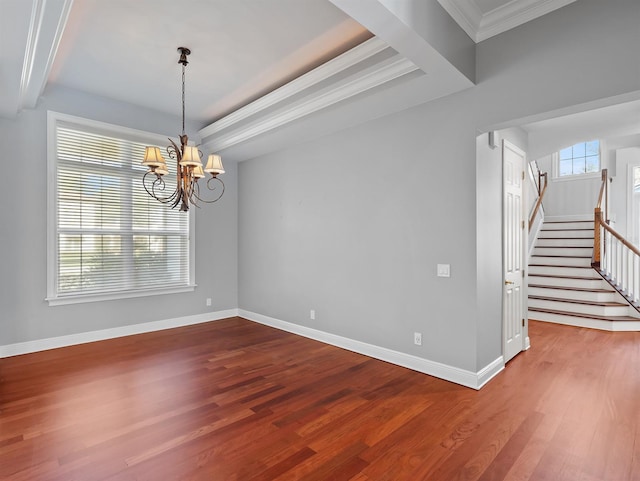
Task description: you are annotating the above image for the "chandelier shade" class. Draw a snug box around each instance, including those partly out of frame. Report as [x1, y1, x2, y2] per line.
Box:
[142, 146, 165, 167]
[142, 47, 224, 211]
[205, 154, 225, 175]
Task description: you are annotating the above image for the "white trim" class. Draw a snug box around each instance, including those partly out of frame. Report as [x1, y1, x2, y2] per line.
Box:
[0, 309, 239, 358]
[199, 37, 389, 139]
[529, 312, 640, 331]
[476, 355, 505, 389]
[437, 0, 576, 43]
[47, 111, 195, 305]
[544, 214, 592, 222]
[626, 160, 640, 246]
[478, 0, 577, 42]
[502, 140, 529, 361]
[2, 308, 508, 388]
[437, 0, 483, 42]
[239, 309, 503, 390]
[552, 172, 601, 182]
[46, 284, 197, 306]
[201, 54, 418, 151]
[19, 0, 74, 110]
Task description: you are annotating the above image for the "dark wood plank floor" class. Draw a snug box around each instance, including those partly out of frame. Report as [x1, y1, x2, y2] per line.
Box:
[1, 318, 639, 480]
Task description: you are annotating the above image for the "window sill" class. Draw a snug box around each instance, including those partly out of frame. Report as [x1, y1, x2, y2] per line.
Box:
[552, 172, 601, 182]
[46, 284, 197, 306]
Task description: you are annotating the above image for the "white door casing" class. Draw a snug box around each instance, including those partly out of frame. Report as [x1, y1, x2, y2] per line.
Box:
[503, 140, 526, 363]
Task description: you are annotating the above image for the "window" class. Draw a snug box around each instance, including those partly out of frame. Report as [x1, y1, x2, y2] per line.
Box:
[558, 140, 600, 177]
[47, 112, 194, 305]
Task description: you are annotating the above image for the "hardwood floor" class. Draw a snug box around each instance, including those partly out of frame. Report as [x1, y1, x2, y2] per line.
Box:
[1, 318, 639, 480]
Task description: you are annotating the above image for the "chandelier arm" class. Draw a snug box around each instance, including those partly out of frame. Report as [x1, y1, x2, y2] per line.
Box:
[191, 177, 225, 204]
[144, 172, 179, 205]
[143, 171, 171, 203]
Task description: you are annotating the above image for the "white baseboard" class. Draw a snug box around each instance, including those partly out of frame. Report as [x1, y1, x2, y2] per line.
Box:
[476, 355, 505, 389]
[239, 309, 504, 390]
[529, 312, 640, 332]
[2, 308, 507, 390]
[0, 309, 239, 358]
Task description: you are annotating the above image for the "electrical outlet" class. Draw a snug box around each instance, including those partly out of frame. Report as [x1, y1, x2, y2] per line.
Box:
[310, 309, 316, 320]
[437, 264, 451, 277]
[206, 298, 212, 307]
[414, 332, 422, 346]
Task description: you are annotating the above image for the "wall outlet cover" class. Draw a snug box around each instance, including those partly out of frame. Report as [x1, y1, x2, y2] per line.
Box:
[437, 264, 451, 277]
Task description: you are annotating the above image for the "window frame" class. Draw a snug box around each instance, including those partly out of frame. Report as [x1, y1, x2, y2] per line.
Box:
[46, 111, 196, 306]
[552, 140, 603, 182]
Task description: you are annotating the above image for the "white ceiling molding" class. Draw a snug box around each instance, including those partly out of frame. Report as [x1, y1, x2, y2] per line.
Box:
[200, 39, 418, 151]
[331, 0, 475, 83]
[19, 0, 74, 110]
[478, 0, 577, 42]
[438, 0, 577, 43]
[199, 37, 389, 140]
[436, 0, 483, 42]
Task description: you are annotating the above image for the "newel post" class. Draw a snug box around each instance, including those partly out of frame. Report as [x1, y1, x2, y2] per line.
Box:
[593, 208, 602, 268]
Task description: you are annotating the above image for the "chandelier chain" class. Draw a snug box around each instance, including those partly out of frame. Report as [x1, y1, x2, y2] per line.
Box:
[181, 64, 186, 136]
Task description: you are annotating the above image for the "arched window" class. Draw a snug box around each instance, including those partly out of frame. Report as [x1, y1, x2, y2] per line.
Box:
[558, 140, 600, 177]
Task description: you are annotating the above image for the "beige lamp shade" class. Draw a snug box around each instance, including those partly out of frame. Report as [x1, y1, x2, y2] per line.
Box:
[142, 146, 165, 167]
[155, 163, 169, 176]
[193, 164, 205, 179]
[180, 146, 202, 167]
[205, 154, 225, 175]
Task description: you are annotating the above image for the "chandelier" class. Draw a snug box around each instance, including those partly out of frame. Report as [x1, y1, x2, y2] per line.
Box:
[142, 47, 224, 211]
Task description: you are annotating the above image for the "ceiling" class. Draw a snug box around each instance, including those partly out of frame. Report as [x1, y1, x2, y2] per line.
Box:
[49, 0, 372, 124]
[1, 0, 605, 161]
[521, 99, 640, 160]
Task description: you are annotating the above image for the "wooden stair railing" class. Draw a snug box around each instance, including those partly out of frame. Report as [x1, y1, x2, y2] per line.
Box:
[592, 169, 640, 312]
[528, 171, 548, 231]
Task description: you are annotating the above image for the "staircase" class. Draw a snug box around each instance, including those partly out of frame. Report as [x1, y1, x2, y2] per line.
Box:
[528, 216, 640, 331]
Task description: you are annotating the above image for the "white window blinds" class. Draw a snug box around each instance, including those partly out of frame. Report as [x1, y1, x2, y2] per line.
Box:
[48, 114, 192, 304]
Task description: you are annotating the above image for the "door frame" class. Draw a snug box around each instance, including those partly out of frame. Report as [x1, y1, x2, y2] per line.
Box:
[502, 139, 529, 363]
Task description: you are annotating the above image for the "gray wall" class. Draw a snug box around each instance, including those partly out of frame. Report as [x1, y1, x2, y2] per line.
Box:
[239, 0, 640, 372]
[610, 147, 640, 241]
[536, 153, 602, 218]
[0, 86, 238, 346]
[2, 0, 637, 372]
[476, 127, 528, 371]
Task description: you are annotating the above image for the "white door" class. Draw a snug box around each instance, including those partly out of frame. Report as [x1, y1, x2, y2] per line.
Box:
[503, 140, 526, 363]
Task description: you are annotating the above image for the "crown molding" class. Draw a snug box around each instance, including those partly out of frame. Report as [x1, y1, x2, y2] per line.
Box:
[438, 0, 577, 43]
[200, 41, 418, 152]
[477, 0, 576, 42]
[437, 0, 483, 42]
[200, 37, 388, 139]
[19, 0, 74, 110]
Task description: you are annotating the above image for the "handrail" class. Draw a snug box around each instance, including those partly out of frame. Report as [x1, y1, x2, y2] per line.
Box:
[593, 169, 609, 267]
[592, 168, 640, 311]
[528, 171, 548, 231]
[596, 221, 640, 259]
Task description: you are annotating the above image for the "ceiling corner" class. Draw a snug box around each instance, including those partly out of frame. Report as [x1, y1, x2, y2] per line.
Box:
[437, 0, 483, 43]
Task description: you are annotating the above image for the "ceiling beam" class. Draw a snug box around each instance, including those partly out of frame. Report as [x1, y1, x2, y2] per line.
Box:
[329, 0, 475, 85]
[0, 0, 73, 118]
